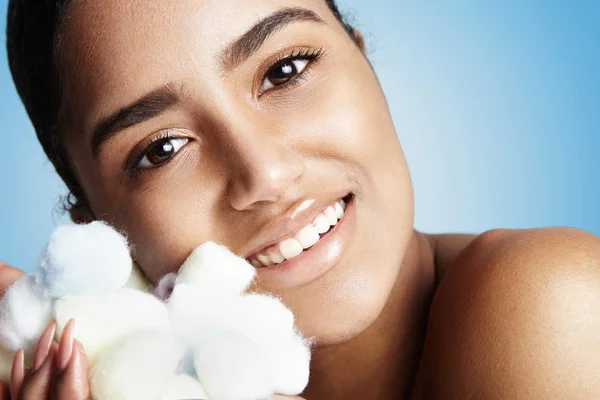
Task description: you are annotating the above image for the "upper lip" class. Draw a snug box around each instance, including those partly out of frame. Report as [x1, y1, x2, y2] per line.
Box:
[242, 192, 350, 258]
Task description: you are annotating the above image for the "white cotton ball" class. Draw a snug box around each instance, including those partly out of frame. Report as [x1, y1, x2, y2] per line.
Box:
[123, 263, 152, 292]
[193, 328, 272, 400]
[35, 221, 132, 298]
[234, 294, 295, 344]
[0, 275, 52, 355]
[169, 286, 294, 346]
[90, 330, 184, 400]
[0, 346, 13, 386]
[263, 333, 312, 396]
[160, 374, 208, 400]
[176, 242, 255, 297]
[54, 288, 170, 363]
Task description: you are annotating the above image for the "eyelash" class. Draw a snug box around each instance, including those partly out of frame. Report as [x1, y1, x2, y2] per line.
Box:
[125, 130, 185, 178]
[124, 48, 323, 179]
[259, 47, 324, 95]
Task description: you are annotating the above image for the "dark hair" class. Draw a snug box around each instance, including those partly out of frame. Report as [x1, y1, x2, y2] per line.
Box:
[6, 0, 357, 212]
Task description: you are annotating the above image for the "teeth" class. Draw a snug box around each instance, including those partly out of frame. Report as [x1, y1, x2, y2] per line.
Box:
[250, 197, 349, 267]
[296, 225, 320, 249]
[325, 206, 338, 226]
[279, 238, 304, 260]
[257, 254, 274, 267]
[269, 251, 285, 264]
[313, 214, 330, 234]
[334, 202, 344, 219]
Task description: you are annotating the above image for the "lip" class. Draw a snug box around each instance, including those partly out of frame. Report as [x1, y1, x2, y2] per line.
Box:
[253, 195, 355, 288]
[243, 193, 351, 259]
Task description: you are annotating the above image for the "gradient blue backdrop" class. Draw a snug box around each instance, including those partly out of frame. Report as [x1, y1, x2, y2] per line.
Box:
[1, 1, 599, 272]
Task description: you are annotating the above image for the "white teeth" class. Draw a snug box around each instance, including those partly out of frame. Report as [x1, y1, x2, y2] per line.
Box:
[279, 238, 303, 260]
[313, 214, 330, 234]
[325, 206, 338, 226]
[257, 254, 273, 267]
[296, 225, 320, 249]
[269, 251, 285, 264]
[251, 198, 349, 267]
[334, 202, 344, 219]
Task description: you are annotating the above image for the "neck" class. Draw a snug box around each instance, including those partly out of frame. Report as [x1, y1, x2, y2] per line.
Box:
[302, 231, 436, 400]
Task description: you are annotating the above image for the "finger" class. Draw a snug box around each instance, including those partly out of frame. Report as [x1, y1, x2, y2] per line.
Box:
[32, 322, 57, 371]
[53, 340, 90, 400]
[10, 349, 24, 400]
[0, 380, 9, 400]
[57, 319, 75, 371]
[0, 262, 23, 297]
[19, 346, 57, 400]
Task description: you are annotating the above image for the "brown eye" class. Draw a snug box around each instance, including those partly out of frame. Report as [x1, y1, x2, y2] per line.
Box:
[138, 138, 189, 169]
[261, 58, 310, 92]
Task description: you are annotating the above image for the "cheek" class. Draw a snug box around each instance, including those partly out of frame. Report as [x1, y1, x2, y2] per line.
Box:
[112, 169, 228, 283]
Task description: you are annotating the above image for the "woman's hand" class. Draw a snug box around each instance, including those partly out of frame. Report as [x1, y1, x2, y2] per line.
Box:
[0, 261, 90, 400]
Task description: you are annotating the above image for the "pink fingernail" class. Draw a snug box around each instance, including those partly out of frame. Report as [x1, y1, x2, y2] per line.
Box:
[32, 321, 56, 370]
[10, 349, 24, 400]
[58, 319, 75, 370]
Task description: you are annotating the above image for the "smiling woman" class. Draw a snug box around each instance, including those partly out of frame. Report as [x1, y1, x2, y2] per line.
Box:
[2, 0, 600, 399]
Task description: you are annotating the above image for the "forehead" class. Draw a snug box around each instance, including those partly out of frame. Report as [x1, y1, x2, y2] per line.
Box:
[57, 0, 334, 122]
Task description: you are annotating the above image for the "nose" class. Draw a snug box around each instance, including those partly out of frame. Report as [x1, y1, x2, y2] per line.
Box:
[226, 130, 305, 211]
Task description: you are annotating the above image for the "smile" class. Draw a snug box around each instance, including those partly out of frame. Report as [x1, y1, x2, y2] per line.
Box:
[248, 198, 347, 267]
[248, 195, 355, 288]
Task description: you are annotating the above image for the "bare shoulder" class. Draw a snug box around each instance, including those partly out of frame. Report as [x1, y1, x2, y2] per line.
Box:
[413, 228, 600, 399]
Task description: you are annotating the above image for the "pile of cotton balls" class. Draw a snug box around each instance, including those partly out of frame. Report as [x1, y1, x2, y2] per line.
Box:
[0, 222, 311, 400]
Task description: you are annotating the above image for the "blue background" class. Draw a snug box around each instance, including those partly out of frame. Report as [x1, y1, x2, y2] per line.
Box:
[1, 1, 599, 272]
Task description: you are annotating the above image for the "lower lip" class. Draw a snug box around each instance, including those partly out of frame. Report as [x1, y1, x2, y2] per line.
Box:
[254, 196, 356, 288]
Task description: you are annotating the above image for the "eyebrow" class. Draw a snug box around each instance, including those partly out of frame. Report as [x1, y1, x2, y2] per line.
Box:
[90, 8, 323, 156]
[91, 84, 180, 157]
[220, 7, 325, 71]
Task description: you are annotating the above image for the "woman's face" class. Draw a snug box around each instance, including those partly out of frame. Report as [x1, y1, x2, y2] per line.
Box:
[57, 0, 414, 345]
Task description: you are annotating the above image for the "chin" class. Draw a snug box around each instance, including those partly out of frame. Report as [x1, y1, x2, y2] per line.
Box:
[286, 247, 408, 347]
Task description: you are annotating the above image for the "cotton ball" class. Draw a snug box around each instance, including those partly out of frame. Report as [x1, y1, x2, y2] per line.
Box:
[35, 221, 132, 298]
[161, 374, 208, 400]
[0, 346, 13, 386]
[0, 275, 52, 355]
[169, 286, 294, 345]
[176, 242, 255, 297]
[54, 288, 170, 363]
[123, 263, 152, 292]
[263, 333, 312, 396]
[193, 328, 272, 400]
[90, 330, 184, 400]
[234, 294, 295, 344]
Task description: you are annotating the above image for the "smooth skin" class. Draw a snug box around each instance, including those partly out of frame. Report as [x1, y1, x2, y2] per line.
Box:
[2, 0, 600, 398]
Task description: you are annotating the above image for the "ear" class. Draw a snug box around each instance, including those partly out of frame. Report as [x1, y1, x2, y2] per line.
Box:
[69, 205, 94, 224]
[352, 29, 366, 54]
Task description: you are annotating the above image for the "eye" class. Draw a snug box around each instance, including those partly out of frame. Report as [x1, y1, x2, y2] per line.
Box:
[260, 58, 311, 93]
[137, 137, 189, 169]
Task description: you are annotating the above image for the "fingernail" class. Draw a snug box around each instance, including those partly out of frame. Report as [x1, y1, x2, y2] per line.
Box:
[32, 320, 56, 370]
[10, 349, 24, 400]
[58, 319, 75, 370]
